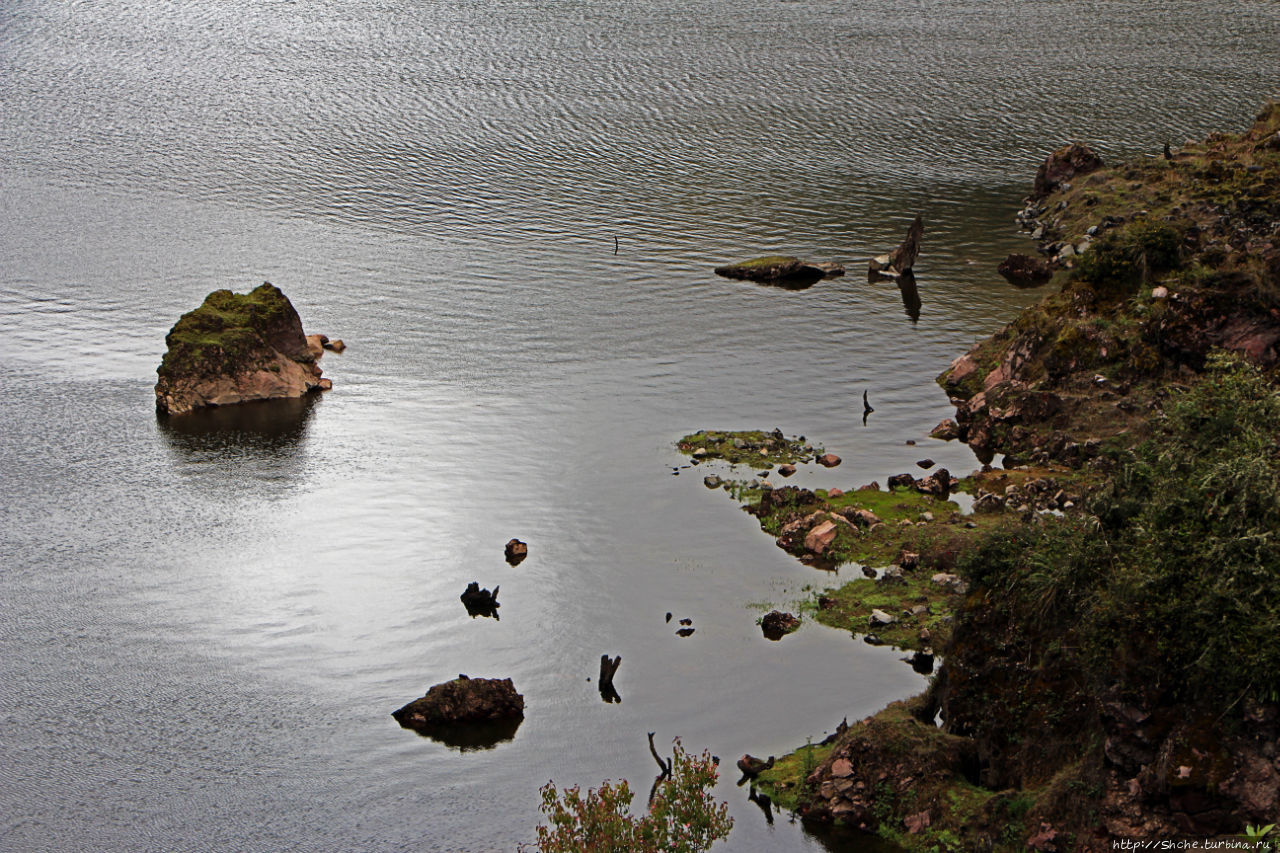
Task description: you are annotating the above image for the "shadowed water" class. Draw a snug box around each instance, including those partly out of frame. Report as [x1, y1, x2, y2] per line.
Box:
[2, 1, 1277, 850]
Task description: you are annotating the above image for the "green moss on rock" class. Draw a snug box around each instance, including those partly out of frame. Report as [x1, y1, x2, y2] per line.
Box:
[676, 429, 819, 468]
[158, 282, 311, 380]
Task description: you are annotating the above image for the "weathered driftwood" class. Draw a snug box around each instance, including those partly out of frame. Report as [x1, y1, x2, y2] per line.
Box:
[598, 654, 622, 703]
[869, 216, 924, 277]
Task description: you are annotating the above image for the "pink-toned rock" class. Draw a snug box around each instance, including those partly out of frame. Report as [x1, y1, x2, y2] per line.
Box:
[155, 283, 331, 415]
[948, 353, 979, 387]
[777, 463, 797, 477]
[804, 520, 838, 555]
[849, 508, 882, 527]
[930, 418, 960, 440]
[830, 758, 854, 777]
[827, 488, 844, 498]
[817, 453, 842, 468]
[982, 364, 1009, 391]
[305, 334, 325, 360]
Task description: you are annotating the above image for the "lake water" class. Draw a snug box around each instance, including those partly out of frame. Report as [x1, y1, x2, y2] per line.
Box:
[2, 2, 1276, 850]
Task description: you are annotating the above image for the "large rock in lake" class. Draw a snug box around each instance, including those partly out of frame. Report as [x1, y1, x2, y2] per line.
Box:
[392, 675, 525, 734]
[155, 282, 331, 415]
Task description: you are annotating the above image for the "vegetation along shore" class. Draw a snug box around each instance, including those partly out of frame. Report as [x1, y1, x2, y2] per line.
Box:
[707, 103, 1280, 851]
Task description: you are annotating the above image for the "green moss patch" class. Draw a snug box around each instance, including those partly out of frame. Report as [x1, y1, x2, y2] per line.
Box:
[158, 282, 307, 379]
[676, 429, 819, 468]
[810, 572, 956, 652]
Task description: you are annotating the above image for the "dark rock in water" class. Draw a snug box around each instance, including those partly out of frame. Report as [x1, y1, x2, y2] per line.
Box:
[737, 754, 776, 778]
[392, 675, 525, 736]
[504, 539, 528, 566]
[676, 627, 695, 637]
[998, 253, 1055, 287]
[461, 582, 500, 618]
[816, 453, 842, 468]
[916, 458, 935, 469]
[155, 282, 333, 415]
[678, 618, 693, 626]
[1032, 142, 1103, 199]
[887, 473, 916, 490]
[910, 650, 936, 674]
[703, 475, 724, 489]
[713, 256, 843, 288]
[777, 463, 797, 478]
[760, 610, 801, 641]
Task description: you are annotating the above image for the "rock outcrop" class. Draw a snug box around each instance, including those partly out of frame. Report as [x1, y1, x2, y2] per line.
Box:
[392, 675, 524, 734]
[1032, 142, 1103, 199]
[941, 103, 1280, 465]
[155, 282, 332, 415]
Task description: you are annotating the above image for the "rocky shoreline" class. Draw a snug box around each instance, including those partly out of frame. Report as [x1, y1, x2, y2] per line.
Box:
[738, 104, 1280, 852]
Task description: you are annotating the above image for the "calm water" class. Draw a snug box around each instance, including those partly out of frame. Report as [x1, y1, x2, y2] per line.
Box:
[2, 2, 1276, 850]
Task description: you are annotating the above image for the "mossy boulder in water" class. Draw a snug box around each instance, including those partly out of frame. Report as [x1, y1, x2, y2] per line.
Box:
[155, 282, 332, 415]
[392, 675, 525, 734]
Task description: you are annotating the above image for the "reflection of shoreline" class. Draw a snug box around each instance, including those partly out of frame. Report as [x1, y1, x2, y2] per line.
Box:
[156, 394, 319, 466]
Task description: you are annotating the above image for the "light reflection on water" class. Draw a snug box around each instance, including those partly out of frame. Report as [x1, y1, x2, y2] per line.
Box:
[1, 0, 1277, 850]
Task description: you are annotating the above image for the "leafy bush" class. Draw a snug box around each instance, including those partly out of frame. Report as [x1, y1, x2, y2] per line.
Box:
[525, 740, 733, 853]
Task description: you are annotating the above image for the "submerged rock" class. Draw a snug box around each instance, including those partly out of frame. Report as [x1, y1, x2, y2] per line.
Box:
[714, 256, 844, 287]
[392, 675, 525, 733]
[155, 282, 332, 415]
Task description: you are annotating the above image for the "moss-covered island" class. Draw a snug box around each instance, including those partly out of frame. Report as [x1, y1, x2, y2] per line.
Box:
[156, 282, 334, 415]
[735, 105, 1280, 851]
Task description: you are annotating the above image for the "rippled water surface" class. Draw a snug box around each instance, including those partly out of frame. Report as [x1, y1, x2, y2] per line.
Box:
[2, 2, 1277, 850]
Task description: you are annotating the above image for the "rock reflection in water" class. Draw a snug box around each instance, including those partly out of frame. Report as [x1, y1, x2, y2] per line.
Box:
[406, 718, 524, 752]
[156, 394, 319, 457]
